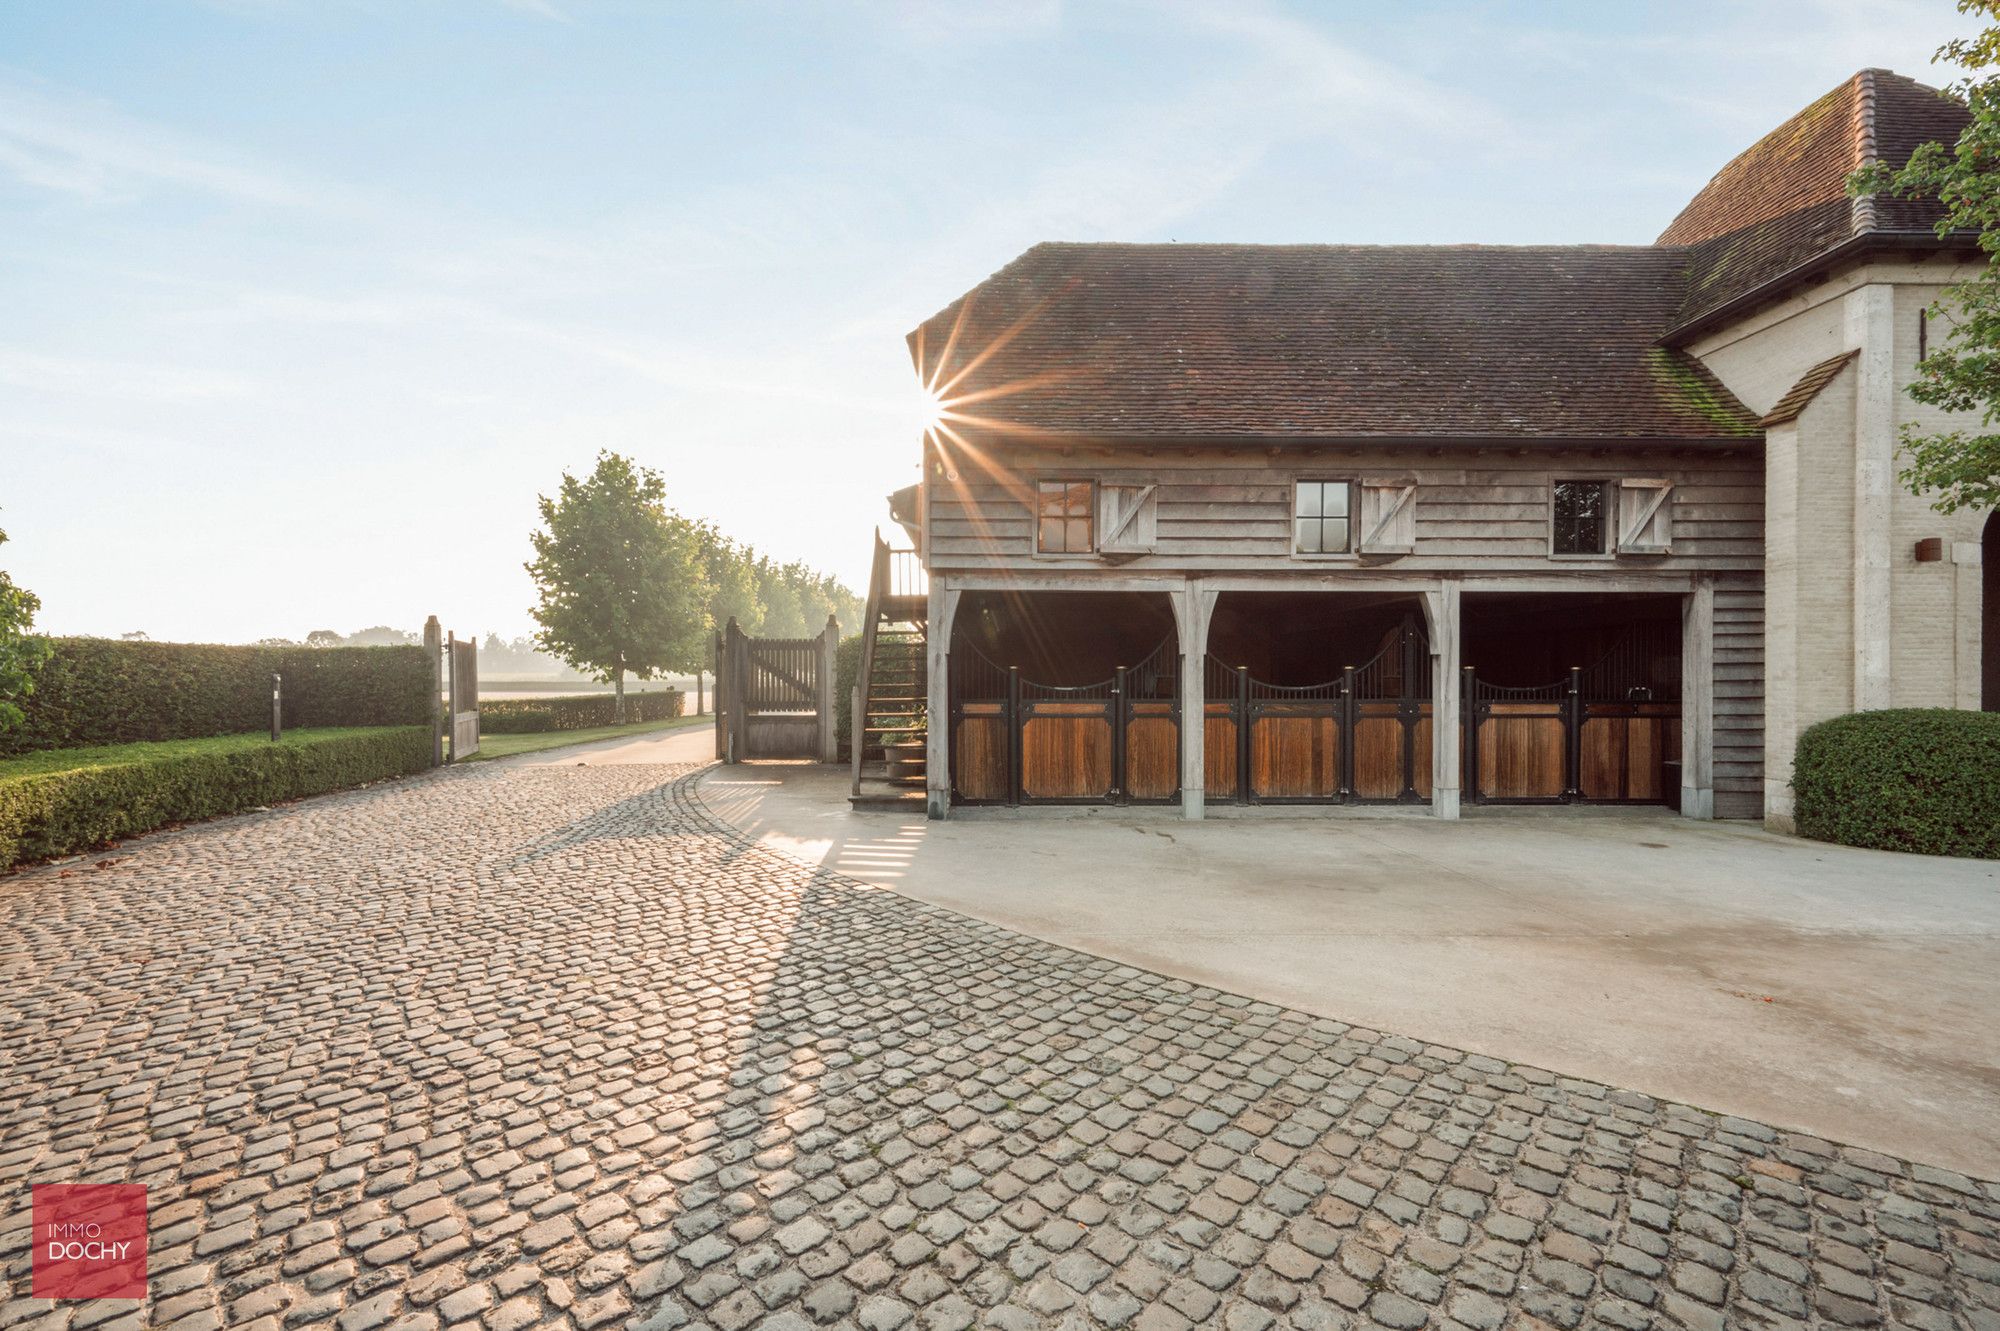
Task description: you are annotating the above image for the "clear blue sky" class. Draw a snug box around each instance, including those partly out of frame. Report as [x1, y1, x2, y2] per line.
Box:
[1, 0, 1980, 643]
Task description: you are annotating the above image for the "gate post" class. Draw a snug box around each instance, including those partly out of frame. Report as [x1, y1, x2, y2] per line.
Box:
[1462, 666, 1478, 806]
[1175, 580, 1216, 821]
[1112, 666, 1128, 803]
[424, 615, 444, 768]
[712, 629, 724, 759]
[818, 614, 839, 762]
[1564, 665, 1584, 802]
[1338, 666, 1357, 800]
[724, 618, 745, 764]
[1006, 665, 1022, 807]
[1236, 665, 1251, 804]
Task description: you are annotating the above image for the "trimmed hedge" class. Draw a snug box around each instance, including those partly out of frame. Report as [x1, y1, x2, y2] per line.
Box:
[2, 638, 433, 756]
[479, 690, 684, 734]
[1794, 709, 2000, 859]
[0, 726, 432, 868]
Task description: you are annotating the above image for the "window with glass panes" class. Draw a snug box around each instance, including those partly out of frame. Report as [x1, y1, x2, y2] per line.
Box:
[1552, 479, 1611, 555]
[1036, 480, 1094, 553]
[1293, 480, 1352, 554]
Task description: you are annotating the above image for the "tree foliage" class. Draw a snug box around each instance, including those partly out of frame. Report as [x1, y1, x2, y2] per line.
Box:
[1851, 0, 2000, 512]
[0, 527, 50, 732]
[526, 452, 711, 720]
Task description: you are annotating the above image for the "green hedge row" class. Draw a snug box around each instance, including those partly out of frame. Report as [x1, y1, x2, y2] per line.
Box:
[3, 638, 434, 756]
[1794, 709, 2000, 859]
[479, 690, 685, 734]
[0, 727, 432, 869]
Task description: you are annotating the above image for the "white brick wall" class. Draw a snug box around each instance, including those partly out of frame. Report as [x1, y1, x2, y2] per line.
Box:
[1689, 259, 1990, 830]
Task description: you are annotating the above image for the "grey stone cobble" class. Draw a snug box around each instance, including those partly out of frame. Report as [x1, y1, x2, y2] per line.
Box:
[1, 761, 1998, 1330]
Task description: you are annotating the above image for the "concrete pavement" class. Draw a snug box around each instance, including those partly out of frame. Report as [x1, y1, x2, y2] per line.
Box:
[688, 755, 2000, 1180]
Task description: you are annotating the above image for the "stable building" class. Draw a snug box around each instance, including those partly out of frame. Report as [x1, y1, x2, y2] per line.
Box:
[847, 69, 1997, 828]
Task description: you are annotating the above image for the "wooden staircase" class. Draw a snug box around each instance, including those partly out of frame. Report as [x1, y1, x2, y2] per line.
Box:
[850, 532, 929, 810]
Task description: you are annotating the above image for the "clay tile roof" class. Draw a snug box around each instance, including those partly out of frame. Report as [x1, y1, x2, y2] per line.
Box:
[910, 243, 1760, 442]
[1760, 350, 1860, 426]
[1660, 70, 1969, 332]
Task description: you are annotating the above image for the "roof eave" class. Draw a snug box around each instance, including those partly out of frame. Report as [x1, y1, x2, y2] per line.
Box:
[934, 429, 1762, 449]
[1661, 231, 1978, 346]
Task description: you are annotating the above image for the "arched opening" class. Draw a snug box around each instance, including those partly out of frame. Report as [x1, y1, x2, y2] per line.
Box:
[1984, 511, 1999, 711]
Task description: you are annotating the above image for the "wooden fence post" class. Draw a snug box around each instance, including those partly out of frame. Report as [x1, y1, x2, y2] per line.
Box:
[424, 615, 443, 767]
[818, 615, 839, 762]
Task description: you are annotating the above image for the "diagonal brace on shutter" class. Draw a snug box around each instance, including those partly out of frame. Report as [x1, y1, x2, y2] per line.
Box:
[1618, 480, 1673, 552]
[1102, 484, 1157, 546]
[1360, 483, 1415, 552]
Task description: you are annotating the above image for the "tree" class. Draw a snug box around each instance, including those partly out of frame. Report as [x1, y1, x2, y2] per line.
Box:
[0, 527, 50, 731]
[121, 630, 149, 641]
[1851, 2, 2000, 512]
[305, 629, 342, 648]
[526, 451, 711, 721]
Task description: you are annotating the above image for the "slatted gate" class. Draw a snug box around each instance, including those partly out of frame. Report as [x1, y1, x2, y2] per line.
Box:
[448, 632, 479, 760]
[949, 639, 1180, 805]
[717, 617, 839, 761]
[1204, 617, 1432, 805]
[1465, 623, 1681, 805]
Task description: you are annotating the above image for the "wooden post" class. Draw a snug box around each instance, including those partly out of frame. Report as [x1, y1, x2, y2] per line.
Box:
[695, 669, 703, 718]
[1175, 579, 1216, 821]
[1462, 665, 1478, 807]
[712, 630, 724, 759]
[447, 630, 458, 763]
[924, 580, 958, 819]
[818, 614, 839, 763]
[1681, 577, 1716, 819]
[724, 618, 744, 763]
[424, 615, 443, 767]
[270, 672, 283, 742]
[1425, 582, 1462, 819]
[1005, 665, 1021, 808]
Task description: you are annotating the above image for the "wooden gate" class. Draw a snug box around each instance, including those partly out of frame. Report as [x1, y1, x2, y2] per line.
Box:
[949, 639, 1179, 805]
[1206, 617, 1431, 805]
[1465, 624, 1680, 804]
[448, 631, 479, 760]
[716, 617, 840, 761]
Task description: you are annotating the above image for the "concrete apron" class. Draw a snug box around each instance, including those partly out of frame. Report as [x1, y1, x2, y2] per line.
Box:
[697, 759, 2000, 1181]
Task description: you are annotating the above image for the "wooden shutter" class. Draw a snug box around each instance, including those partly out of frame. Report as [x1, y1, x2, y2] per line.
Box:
[1098, 484, 1159, 561]
[1356, 480, 1417, 556]
[1617, 479, 1673, 554]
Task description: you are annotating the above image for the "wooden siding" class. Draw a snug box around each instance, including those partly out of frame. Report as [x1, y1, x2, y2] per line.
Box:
[1713, 574, 1765, 819]
[927, 444, 1764, 575]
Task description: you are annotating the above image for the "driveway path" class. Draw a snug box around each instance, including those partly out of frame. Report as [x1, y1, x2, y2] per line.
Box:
[2, 761, 1997, 1331]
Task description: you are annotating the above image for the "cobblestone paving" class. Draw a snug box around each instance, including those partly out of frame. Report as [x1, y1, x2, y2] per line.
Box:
[3, 763, 1999, 1331]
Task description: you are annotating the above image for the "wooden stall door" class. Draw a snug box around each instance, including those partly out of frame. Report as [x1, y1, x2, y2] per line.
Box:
[1477, 704, 1565, 800]
[1204, 702, 1238, 801]
[1250, 704, 1338, 799]
[953, 703, 1009, 802]
[1125, 701, 1178, 801]
[1579, 706, 1680, 802]
[1021, 702, 1114, 800]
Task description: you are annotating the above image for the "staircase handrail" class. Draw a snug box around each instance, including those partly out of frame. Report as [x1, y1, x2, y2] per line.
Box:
[850, 529, 890, 797]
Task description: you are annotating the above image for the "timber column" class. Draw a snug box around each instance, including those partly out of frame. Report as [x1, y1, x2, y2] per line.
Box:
[1681, 576, 1716, 819]
[1176, 579, 1218, 820]
[924, 578, 959, 820]
[1424, 581, 1461, 819]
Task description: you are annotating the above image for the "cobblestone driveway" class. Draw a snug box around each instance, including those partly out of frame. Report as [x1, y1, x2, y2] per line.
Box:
[3, 763, 1997, 1331]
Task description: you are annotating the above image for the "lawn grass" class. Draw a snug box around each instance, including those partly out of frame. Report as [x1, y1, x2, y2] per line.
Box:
[0, 727, 408, 778]
[468, 714, 708, 760]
